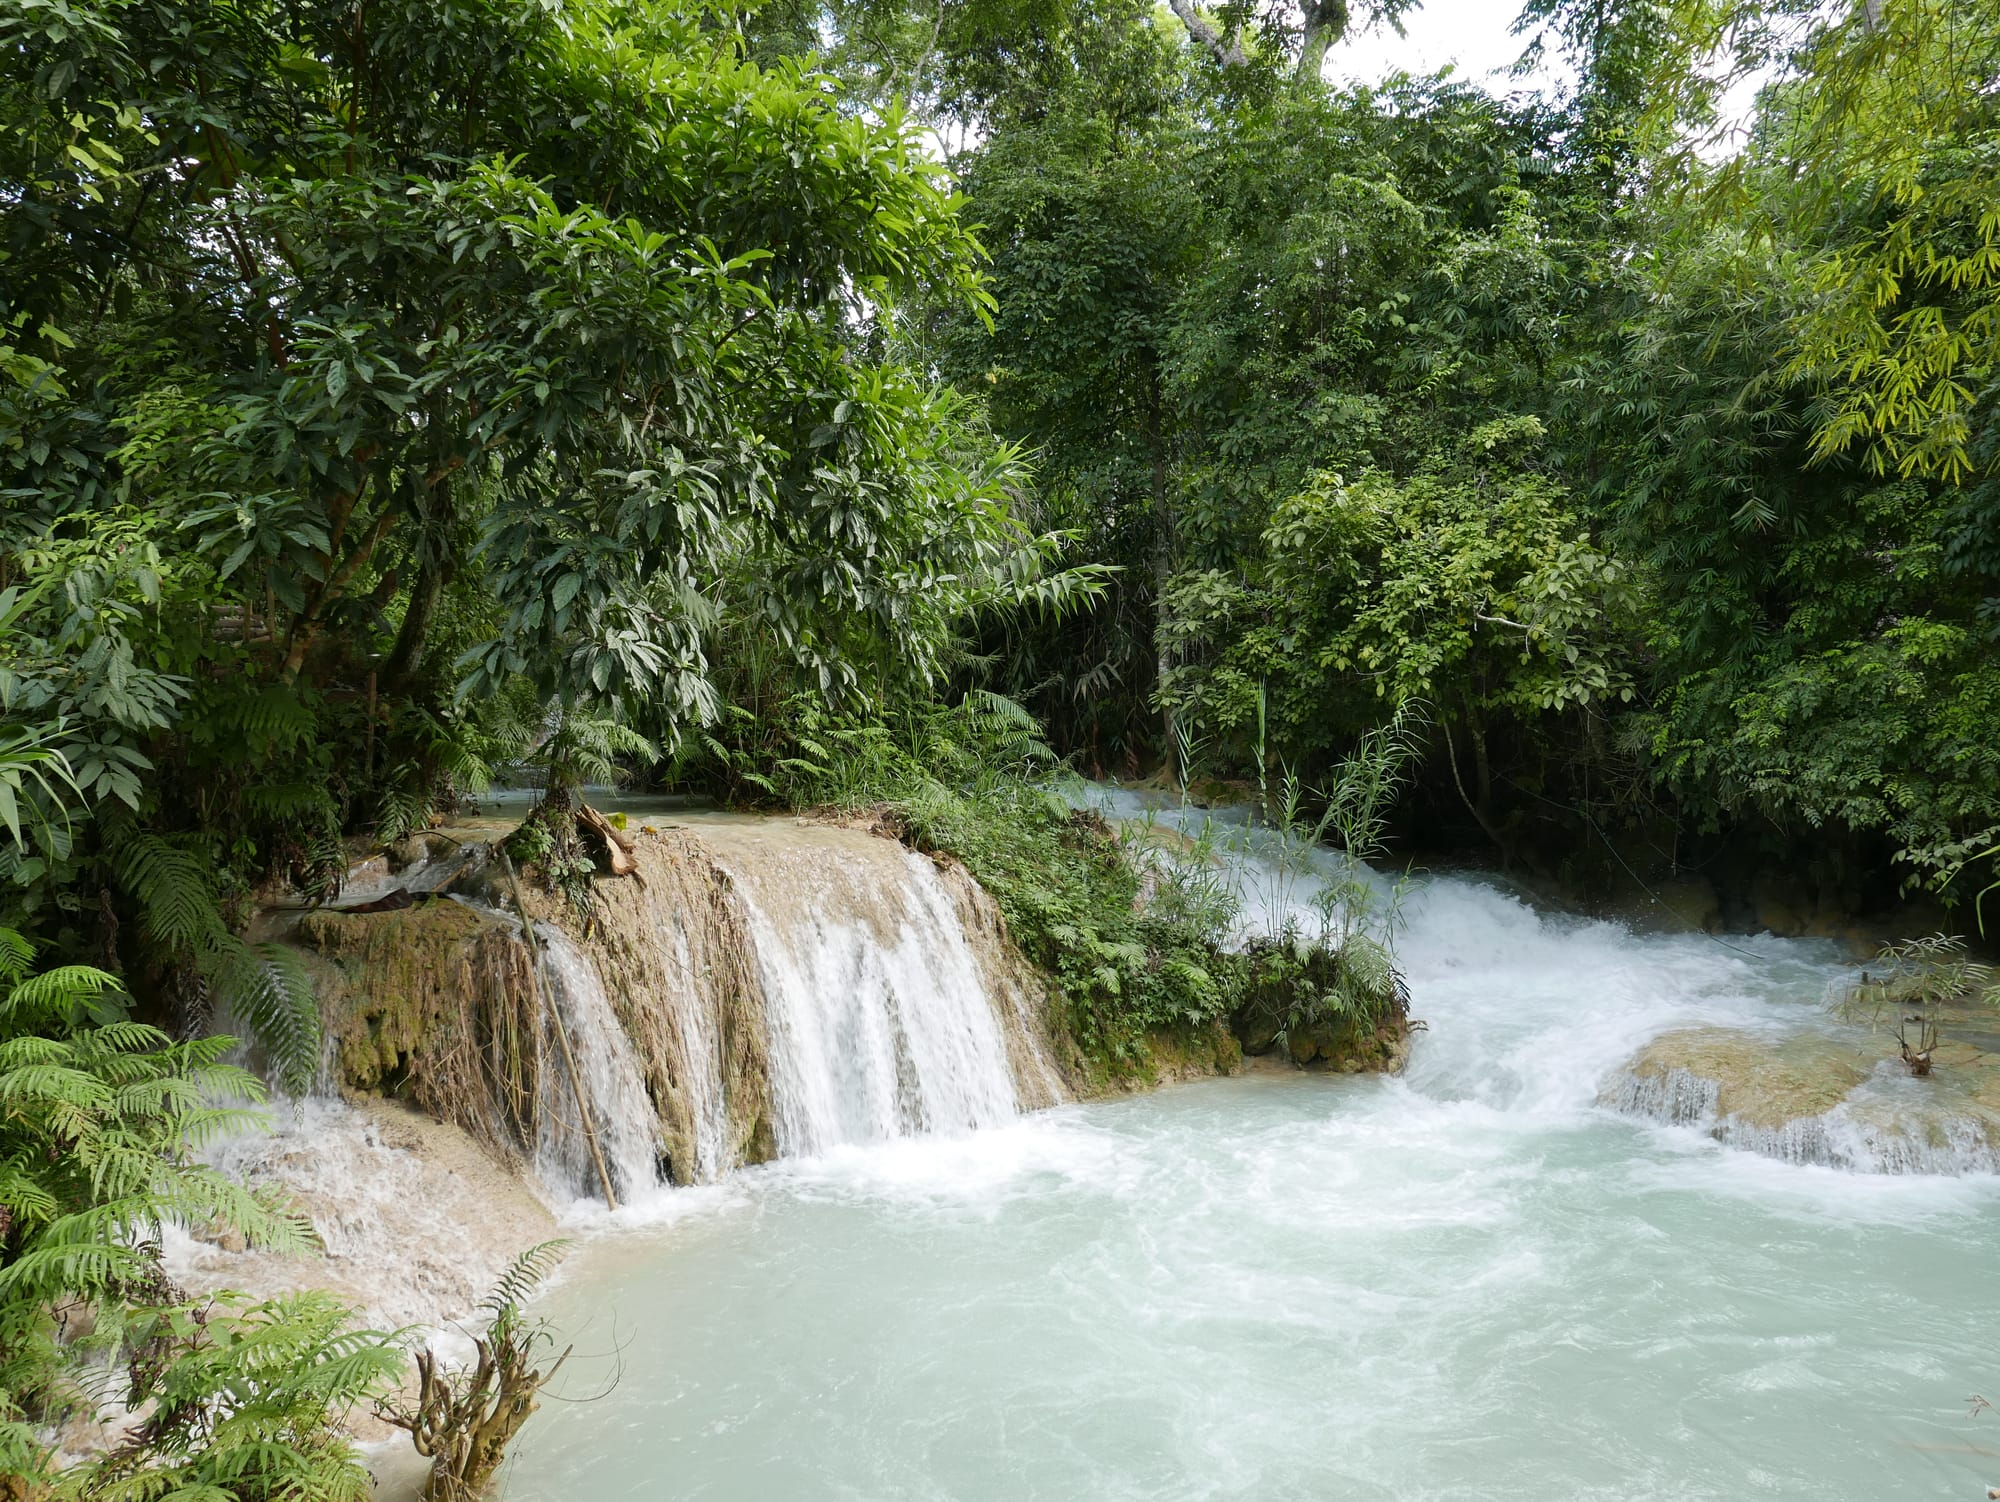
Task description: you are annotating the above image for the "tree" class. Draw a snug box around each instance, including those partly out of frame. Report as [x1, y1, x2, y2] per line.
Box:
[1, 0, 1066, 986]
[1162, 419, 1640, 850]
[1623, 0, 2000, 482]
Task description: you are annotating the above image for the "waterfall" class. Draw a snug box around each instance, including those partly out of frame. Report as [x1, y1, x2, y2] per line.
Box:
[533, 924, 663, 1203]
[714, 830, 1026, 1157]
[539, 819, 1061, 1189]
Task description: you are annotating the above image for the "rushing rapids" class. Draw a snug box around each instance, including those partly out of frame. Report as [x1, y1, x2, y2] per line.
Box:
[489, 794, 2000, 1501]
[168, 798, 2000, 1497]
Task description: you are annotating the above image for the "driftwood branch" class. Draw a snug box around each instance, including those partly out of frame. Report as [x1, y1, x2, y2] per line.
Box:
[577, 803, 638, 878]
[379, 1330, 572, 1500]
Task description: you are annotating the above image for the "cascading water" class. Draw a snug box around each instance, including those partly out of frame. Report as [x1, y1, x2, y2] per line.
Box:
[501, 790, 2000, 1501]
[531, 923, 663, 1204]
[699, 823, 1032, 1158]
[515, 818, 1062, 1195]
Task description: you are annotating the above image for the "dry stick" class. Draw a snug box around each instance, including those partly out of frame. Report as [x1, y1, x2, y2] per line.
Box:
[502, 851, 618, 1211]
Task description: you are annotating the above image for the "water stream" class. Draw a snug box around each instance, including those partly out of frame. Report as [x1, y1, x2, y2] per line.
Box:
[708, 823, 1028, 1157]
[493, 799, 2000, 1499]
[534, 923, 665, 1204]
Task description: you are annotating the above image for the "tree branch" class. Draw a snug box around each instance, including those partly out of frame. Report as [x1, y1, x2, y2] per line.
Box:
[1166, 0, 1247, 67]
[1295, 0, 1351, 85]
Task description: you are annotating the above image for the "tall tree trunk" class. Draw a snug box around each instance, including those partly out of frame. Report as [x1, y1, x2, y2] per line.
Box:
[385, 553, 448, 690]
[1294, 0, 1351, 86]
[1444, 701, 1511, 868]
[1147, 365, 1177, 784]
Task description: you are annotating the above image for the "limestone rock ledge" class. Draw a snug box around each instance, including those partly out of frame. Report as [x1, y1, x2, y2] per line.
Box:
[1603, 1025, 2000, 1174]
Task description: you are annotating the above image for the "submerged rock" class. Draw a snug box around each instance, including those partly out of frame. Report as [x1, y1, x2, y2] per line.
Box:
[1604, 1025, 2000, 1174]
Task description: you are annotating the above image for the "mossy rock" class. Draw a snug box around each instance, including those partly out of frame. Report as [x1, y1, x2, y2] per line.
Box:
[294, 901, 540, 1158]
[1229, 935, 1410, 1075]
[1622, 1028, 1871, 1129]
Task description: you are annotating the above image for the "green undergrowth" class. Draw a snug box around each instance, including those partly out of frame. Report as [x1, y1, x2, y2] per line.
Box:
[899, 781, 1242, 1082]
[673, 690, 1406, 1081]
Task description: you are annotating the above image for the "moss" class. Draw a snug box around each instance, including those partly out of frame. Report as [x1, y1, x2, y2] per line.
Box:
[294, 901, 541, 1160]
[1624, 1028, 1870, 1129]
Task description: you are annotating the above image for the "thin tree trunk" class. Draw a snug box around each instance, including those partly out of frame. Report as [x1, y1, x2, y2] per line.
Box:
[1146, 365, 1177, 784]
[385, 553, 447, 689]
[1443, 711, 1511, 868]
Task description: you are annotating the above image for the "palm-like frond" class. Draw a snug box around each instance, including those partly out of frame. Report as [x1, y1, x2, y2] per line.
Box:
[107, 832, 322, 1092]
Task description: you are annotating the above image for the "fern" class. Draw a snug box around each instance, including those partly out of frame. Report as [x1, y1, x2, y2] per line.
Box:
[542, 710, 658, 791]
[482, 1238, 572, 1321]
[55, 1293, 402, 1502]
[0, 935, 387, 1497]
[215, 942, 323, 1096]
[108, 830, 323, 1092]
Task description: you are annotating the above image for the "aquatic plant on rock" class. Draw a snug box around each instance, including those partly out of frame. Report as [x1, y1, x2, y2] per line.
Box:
[1232, 932, 1411, 1073]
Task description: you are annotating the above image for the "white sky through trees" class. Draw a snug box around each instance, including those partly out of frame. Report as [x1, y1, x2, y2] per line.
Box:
[1330, 0, 1572, 93]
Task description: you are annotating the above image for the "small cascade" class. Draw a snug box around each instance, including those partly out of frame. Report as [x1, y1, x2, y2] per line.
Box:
[1603, 1028, 2000, 1175]
[552, 819, 1063, 1183]
[712, 828, 1027, 1157]
[533, 924, 663, 1203]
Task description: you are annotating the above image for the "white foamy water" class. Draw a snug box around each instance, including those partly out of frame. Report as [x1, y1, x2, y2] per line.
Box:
[534, 924, 663, 1206]
[500, 793, 2000, 1500]
[712, 829, 1025, 1158]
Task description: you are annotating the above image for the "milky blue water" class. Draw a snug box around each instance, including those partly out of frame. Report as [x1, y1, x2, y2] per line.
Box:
[500, 836, 2000, 1500]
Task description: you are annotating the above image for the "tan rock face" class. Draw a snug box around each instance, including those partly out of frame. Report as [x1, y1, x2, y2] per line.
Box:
[1624, 1029, 1871, 1129]
[1605, 1023, 2000, 1173]
[167, 1097, 559, 1336]
[298, 901, 542, 1164]
[569, 828, 776, 1184]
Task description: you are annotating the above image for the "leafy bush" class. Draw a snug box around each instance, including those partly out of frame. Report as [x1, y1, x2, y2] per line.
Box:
[906, 784, 1242, 1066]
[0, 929, 403, 1495]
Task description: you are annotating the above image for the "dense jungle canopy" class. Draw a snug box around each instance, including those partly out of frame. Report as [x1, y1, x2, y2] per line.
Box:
[2, 0, 1999, 1491]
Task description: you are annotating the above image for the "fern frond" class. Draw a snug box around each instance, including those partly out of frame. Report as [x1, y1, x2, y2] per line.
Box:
[113, 832, 229, 954]
[481, 1239, 571, 1318]
[210, 942, 322, 1097]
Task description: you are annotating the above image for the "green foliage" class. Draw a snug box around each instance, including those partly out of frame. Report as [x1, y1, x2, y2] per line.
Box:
[911, 0, 1999, 898]
[926, 33, 1610, 779]
[1238, 929, 1403, 1050]
[0, 931, 401, 1496]
[1628, 0, 2000, 483]
[1565, 191, 2000, 884]
[60, 1292, 404, 1502]
[1157, 426, 1638, 867]
[2, 0, 1091, 1012]
[906, 784, 1242, 1062]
